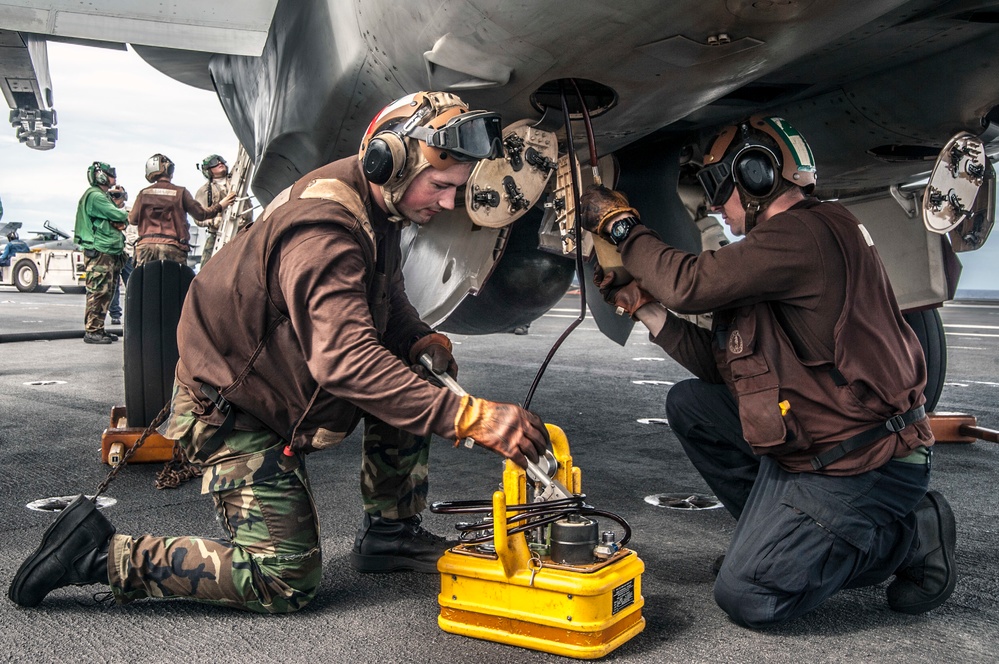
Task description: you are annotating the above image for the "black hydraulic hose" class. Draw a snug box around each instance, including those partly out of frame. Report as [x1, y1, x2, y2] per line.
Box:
[432, 495, 588, 515]
[0, 327, 122, 344]
[522, 79, 589, 410]
[431, 494, 632, 547]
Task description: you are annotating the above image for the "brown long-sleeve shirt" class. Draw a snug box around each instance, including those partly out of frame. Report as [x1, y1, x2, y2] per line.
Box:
[623, 199, 931, 474]
[129, 179, 223, 251]
[175, 158, 460, 452]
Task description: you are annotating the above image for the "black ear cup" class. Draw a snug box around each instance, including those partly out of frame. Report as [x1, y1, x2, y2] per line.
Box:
[362, 132, 407, 185]
[733, 146, 779, 198]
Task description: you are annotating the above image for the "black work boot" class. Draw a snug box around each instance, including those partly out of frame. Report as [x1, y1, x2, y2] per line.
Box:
[83, 332, 112, 345]
[8, 495, 115, 607]
[887, 490, 957, 614]
[350, 513, 451, 573]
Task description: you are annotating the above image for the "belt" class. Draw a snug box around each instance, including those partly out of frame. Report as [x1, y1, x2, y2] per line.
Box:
[810, 405, 926, 470]
[195, 384, 236, 462]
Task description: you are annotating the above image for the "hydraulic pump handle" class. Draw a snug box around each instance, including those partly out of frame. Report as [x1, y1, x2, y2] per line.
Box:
[419, 353, 573, 499]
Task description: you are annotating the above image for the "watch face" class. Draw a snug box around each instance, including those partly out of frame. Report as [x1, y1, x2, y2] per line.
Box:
[610, 217, 635, 244]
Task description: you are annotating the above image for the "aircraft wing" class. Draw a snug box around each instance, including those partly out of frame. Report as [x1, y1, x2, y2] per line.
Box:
[0, 1, 278, 148]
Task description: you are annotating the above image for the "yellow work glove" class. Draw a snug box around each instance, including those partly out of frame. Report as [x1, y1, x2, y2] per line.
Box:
[454, 395, 549, 469]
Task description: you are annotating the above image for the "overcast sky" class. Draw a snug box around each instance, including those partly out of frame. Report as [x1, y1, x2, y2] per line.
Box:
[0, 41, 996, 290]
[0, 42, 239, 240]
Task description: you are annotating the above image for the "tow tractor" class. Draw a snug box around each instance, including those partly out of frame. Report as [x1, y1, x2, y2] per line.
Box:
[0, 246, 86, 293]
[0, 221, 86, 293]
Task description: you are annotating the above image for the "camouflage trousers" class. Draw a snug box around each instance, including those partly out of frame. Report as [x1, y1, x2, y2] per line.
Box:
[84, 251, 124, 333]
[109, 427, 322, 613]
[200, 230, 218, 266]
[108, 393, 431, 613]
[136, 243, 188, 266]
[360, 416, 431, 519]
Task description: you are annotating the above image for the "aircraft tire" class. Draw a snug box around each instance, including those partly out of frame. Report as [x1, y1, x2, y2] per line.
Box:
[13, 259, 38, 292]
[903, 308, 946, 412]
[124, 260, 194, 427]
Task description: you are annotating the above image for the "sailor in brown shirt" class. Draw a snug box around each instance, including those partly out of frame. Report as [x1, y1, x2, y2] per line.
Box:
[579, 116, 956, 627]
[10, 92, 549, 613]
[129, 153, 236, 266]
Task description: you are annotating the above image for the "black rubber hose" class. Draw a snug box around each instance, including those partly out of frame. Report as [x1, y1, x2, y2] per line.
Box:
[0, 328, 122, 344]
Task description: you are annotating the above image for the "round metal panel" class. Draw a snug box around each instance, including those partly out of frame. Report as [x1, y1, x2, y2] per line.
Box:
[26, 495, 117, 512]
[466, 120, 557, 228]
[644, 493, 723, 510]
[924, 132, 988, 234]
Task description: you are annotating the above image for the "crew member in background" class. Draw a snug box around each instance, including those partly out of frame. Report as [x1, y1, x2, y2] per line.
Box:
[106, 185, 133, 327]
[10, 91, 549, 614]
[129, 153, 236, 266]
[0, 231, 30, 266]
[73, 162, 128, 345]
[194, 154, 252, 266]
[580, 116, 956, 628]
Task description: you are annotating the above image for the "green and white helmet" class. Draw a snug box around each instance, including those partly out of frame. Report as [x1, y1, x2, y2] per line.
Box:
[87, 161, 116, 187]
[199, 154, 227, 179]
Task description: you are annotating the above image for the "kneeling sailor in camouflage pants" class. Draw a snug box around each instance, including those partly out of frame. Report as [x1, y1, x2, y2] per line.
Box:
[9, 91, 548, 613]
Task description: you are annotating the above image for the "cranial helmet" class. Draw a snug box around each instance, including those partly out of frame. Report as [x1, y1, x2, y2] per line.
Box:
[199, 154, 227, 180]
[358, 91, 504, 218]
[87, 161, 117, 187]
[697, 115, 816, 231]
[6, 231, 17, 242]
[145, 153, 175, 182]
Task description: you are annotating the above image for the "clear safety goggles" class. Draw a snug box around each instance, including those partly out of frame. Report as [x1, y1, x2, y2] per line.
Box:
[409, 110, 505, 161]
[697, 157, 735, 207]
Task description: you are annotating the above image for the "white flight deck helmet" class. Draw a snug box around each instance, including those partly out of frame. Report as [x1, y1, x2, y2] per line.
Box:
[358, 91, 504, 221]
[697, 115, 816, 232]
[145, 153, 175, 182]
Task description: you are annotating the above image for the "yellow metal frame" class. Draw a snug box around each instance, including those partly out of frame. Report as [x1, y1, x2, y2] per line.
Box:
[437, 424, 645, 659]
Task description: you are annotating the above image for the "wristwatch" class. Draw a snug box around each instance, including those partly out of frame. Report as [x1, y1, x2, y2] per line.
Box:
[608, 215, 642, 246]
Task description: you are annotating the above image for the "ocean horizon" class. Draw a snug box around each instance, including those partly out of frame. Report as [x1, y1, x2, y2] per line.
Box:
[955, 289, 999, 301]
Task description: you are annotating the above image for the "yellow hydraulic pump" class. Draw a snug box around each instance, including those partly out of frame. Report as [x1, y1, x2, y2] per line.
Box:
[431, 423, 645, 659]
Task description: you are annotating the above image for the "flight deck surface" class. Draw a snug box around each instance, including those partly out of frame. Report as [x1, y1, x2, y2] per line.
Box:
[1, 289, 996, 663]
